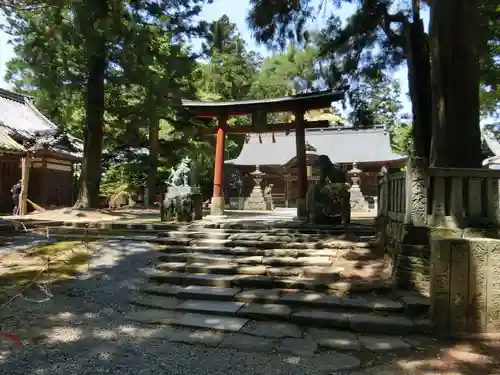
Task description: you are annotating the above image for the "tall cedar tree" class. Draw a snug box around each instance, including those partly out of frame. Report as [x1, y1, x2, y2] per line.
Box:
[248, 0, 495, 167]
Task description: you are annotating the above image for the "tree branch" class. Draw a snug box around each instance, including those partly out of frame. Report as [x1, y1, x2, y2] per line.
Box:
[0, 0, 53, 11]
[377, 3, 409, 53]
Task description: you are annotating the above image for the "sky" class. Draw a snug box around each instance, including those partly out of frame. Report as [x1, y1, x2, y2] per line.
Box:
[0, 0, 430, 115]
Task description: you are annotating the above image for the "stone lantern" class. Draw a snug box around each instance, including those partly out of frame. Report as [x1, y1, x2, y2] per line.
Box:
[348, 161, 369, 212]
[243, 165, 267, 210]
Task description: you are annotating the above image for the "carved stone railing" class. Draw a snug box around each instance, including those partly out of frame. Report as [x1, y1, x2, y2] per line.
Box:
[427, 167, 500, 228]
[377, 171, 406, 222]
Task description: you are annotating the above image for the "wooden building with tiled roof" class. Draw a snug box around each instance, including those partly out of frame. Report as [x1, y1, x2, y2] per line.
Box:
[0, 88, 82, 213]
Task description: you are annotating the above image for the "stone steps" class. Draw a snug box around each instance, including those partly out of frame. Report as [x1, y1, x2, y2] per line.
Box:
[145, 269, 393, 294]
[130, 286, 431, 336]
[159, 245, 381, 259]
[129, 220, 432, 337]
[158, 237, 378, 249]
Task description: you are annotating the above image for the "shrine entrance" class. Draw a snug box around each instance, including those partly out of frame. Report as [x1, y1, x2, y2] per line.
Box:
[182, 90, 344, 218]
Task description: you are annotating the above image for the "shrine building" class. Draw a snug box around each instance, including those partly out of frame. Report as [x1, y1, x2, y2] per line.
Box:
[226, 126, 406, 209]
[0, 88, 81, 213]
[183, 90, 406, 217]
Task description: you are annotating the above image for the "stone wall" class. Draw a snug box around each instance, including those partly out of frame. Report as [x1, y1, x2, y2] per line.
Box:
[431, 237, 500, 339]
[379, 217, 431, 296]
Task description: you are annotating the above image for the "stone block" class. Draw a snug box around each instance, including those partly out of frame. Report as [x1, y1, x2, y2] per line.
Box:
[220, 333, 277, 352]
[124, 310, 181, 324]
[280, 292, 343, 308]
[233, 275, 274, 288]
[166, 328, 224, 346]
[240, 321, 302, 339]
[174, 313, 247, 332]
[177, 300, 244, 315]
[130, 295, 180, 310]
[358, 335, 412, 351]
[308, 328, 361, 351]
[237, 303, 292, 320]
[183, 273, 236, 287]
[277, 336, 318, 356]
[141, 284, 183, 297]
[349, 313, 415, 335]
[291, 310, 350, 328]
[430, 237, 500, 338]
[178, 285, 240, 300]
[234, 289, 281, 303]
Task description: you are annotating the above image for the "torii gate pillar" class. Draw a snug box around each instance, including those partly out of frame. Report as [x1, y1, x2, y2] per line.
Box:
[295, 108, 308, 219]
[211, 114, 227, 216]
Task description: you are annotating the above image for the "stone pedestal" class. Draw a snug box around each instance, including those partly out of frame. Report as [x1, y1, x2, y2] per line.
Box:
[163, 186, 203, 222]
[431, 237, 500, 339]
[210, 196, 225, 216]
[244, 165, 267, 210]
[348, 162, 370, 212]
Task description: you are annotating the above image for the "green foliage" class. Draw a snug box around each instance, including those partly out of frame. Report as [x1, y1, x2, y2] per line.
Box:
[391, 123, 413, 156]
[2, 0, 209, 206]
[348, 74, 403, 129]
[249, 44, 322, 98]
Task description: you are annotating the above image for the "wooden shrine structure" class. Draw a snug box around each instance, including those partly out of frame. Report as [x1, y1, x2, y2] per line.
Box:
[182, 90, 344, 218]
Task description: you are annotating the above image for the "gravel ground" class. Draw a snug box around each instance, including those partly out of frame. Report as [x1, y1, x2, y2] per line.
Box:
[0, 239, 497, 375]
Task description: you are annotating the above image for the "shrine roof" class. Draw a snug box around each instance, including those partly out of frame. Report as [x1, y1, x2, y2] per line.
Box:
[0, 88, 82, 158]
[226, 126, 406, 166]
[182, 90, 344, 117]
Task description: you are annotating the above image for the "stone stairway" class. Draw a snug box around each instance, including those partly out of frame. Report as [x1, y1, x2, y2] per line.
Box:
[130, 220, 432, 339]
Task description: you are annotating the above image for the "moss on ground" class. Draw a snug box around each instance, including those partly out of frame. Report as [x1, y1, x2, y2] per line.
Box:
[0, 240, 97, 294]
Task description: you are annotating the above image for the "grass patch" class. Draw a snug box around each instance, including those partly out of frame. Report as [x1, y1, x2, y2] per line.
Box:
[0, 240, 96, 294]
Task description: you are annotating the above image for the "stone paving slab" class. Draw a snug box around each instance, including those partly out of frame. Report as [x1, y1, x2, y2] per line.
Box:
[185, 263, 238, 274]
[349, 314, 416, 335]
[178, 285, 240, 300]
[280, 291, 344, 307]
[130, 295, 180, 310]
[235, 289, 281, 303]
[240, 321, 303, 339]
[124, 309, 181, 324]
[177, 300, 244, 315]
[167, 328, 225, 347]
[291, 310, 351, 328]
[308, 328, 362, 351]
[156, 262, 187, 272]
[183, 273, 236, 287]
[147, 326, 225, 346]
[146, 270, 185, 284]
[358, 335, 412, 352]
[233, 275, 274, 288]
[220, 333, 278, 352]
[172, 312, 248, 331]
[237, 303, 292, 320]
[277, 336, 318, 357]
[140, 283, 184, 296]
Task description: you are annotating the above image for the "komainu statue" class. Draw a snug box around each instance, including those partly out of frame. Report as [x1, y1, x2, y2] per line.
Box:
[306, 154, 351, 231]
[162, 157, 202, 222]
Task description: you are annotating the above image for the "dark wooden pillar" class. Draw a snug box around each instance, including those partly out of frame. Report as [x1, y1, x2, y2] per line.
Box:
[211, 113, 227, 216]
[294, 109, 307, 218]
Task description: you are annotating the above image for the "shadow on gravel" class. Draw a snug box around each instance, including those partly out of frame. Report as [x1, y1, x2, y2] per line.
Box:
[0, 229, 497, 375]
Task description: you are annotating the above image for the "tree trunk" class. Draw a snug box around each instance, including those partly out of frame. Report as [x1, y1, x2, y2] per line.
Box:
[73, 1, 107, 209]
[146, 117, 159, 207]
[429, 0, 483, 168]
[406, 19, 432, 163]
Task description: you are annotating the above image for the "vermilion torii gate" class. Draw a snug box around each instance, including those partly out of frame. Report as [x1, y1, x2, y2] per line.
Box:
[182, 90, 344, 218]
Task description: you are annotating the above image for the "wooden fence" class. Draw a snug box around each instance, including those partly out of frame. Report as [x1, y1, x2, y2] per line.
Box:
[378, 166, 500, 228]
[378, 171, 406, 221]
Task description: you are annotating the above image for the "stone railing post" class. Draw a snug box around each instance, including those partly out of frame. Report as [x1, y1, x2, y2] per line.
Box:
[393, 157, 431, 294]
